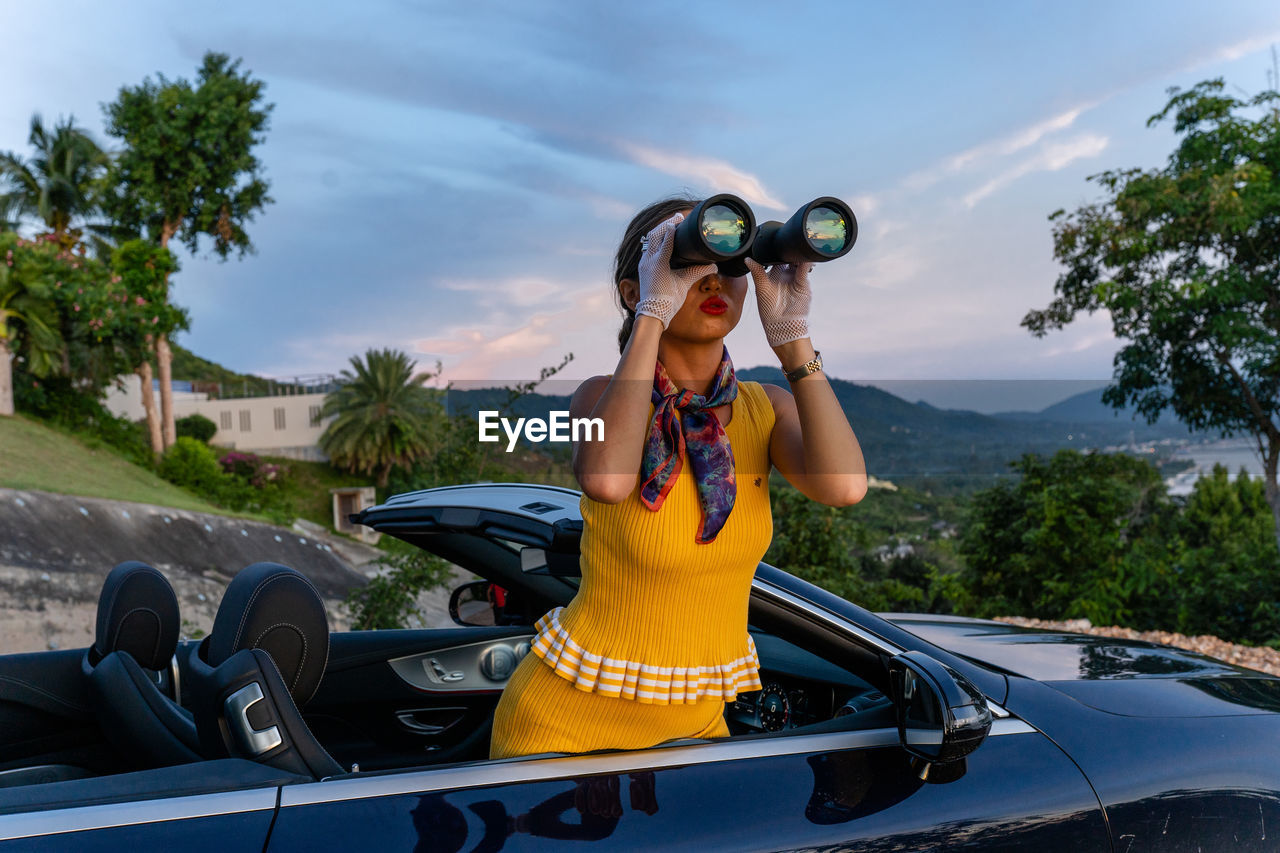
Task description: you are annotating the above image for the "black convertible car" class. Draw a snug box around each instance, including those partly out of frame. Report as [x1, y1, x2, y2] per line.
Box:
[2, 482, 1279, 851]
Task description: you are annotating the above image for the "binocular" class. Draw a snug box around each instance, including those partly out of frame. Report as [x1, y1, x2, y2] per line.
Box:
[670, 193, 858, 277]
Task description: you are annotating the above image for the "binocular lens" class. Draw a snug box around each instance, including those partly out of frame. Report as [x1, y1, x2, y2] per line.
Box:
[701, 204, 750, 254]
[804, 206, 848, 256]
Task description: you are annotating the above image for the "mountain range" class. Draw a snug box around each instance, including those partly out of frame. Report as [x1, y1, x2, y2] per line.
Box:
[442, 366, 1203, 493]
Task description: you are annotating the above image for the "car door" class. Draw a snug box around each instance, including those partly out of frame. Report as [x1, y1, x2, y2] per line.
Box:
[304, 626, 537, 771]
[263, 702, 1107, 851]
[0, 760, 292, 852]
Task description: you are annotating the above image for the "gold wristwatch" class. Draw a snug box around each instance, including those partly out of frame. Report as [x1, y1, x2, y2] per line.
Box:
[784, 351, 822, 383]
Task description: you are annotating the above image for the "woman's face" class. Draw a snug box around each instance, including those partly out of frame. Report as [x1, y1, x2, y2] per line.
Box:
[662, 268, 749, 344]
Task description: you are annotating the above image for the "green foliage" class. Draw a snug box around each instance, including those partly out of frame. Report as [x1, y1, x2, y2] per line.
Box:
[320, 349, 445, 488]
[1024, 78, 1280, 544]
[168, 341, 274, 396]
[345, 539, 453, 631]
[957, 450, 1280, 644]
[158, 436, 228, 496]
[0, 237, 63, 397]
[154, 440, 298, 523]
[1175, 465, 1280, 643]
[0, 232, 188, 432]
[766, 482, 960, 615]
[13, 373, 151, 466]
[176, 412, 217, 443]
[766, 482, 865, 574]
[0, 114, 108, 239]
[959, 450, 1177, 626]
[103, 52, 273, 255]
[107, 240, 184, 339]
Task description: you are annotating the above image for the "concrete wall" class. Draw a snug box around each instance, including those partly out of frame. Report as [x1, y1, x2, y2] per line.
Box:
[105, 375, 333, 460]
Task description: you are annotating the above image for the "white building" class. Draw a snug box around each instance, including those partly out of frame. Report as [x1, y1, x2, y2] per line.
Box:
[104, 375, 334, 461]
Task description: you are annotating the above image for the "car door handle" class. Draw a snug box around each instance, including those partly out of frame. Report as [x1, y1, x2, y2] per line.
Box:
[396, 707, 467, 735]
[225, 682, 283, 756]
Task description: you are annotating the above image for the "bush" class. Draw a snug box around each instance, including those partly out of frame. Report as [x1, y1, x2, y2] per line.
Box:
[176, 413, 217, 443]
[958, 450, 1178, 626]
[345, 540, 453, 630]
[220, 451, 286, 485]
[1173, 467, 1280, 644]
[17, 371, 154, 467]
[158, 437, 230, 497]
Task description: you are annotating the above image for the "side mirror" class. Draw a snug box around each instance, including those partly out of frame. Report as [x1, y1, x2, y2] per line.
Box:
[888, 651, 991, 783]
[448, 581, 498, 627]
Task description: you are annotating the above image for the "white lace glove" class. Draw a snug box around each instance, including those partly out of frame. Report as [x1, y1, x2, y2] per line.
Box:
[635, 212, 717, 328]
[745, 258, 812, 346]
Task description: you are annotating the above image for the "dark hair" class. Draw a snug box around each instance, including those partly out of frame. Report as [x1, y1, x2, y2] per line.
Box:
[612, 193, 701, 352]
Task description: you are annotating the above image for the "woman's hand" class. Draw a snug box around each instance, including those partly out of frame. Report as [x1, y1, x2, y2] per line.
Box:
[635, 213, 717, 328]
[745, 258, 812, 347]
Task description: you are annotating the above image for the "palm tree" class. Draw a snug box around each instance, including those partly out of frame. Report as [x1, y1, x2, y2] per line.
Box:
[0, 114, 109, 242]
[0, 259, 63, 416]
[319, 349, 444, 487]
[0, 194, 23, 233]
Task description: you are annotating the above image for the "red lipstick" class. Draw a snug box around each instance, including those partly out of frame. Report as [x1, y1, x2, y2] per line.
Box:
[700, 295, 728, 315]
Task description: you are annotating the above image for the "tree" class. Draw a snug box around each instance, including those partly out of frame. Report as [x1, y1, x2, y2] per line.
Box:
[104, 240, 185, 452]
[320, 349, 444, 488]
[1024, 79, 1280, 549]
[0, 238, 62, 416]
[959, 450, 1179, 627]
[0, 115, 109, 244]
[1174, 465, 1280, 643]
[103, 51, 273, 453]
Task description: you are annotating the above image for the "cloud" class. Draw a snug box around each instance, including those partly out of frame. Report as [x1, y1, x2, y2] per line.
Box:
[440, 276, 567, 309]
[412, 286, 616, 379]
[845, 193, 879, 218]
[256, 331, 431, 378]
[1040, 317, 1116, 359]
[962, 133, 1109, 208]
[616, 142, 786, 210]
[903, 101, 1101, 192]
[1179, 30, 1280, 70]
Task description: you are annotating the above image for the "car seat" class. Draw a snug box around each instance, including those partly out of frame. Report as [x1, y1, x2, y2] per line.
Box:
[185, 562, 343, 780]
[81, 561, 202, 768]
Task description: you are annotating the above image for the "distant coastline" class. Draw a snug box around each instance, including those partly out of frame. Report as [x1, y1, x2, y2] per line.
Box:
[1165, 438, 1265, 496]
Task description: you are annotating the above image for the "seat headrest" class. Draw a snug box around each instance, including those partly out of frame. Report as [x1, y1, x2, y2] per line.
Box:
[94, 561, 180, 671]
[207, 563, 329, 706]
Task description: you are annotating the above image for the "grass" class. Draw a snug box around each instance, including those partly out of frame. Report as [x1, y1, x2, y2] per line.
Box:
[0, 414, 227, 513]
[252, 455, 373, 530]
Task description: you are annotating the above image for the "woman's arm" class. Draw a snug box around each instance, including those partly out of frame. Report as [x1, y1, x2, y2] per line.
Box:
[570, 314, 665, 503]
[762, 341, 868, 507]
[571, 212, 714, 503]
[747, 258, 867, 506]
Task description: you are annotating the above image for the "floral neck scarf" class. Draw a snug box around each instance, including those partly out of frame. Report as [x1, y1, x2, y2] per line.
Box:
[639, 347, 738, 544]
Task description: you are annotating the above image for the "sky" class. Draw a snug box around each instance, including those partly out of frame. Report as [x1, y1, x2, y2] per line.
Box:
[4, 0, 1280, 412]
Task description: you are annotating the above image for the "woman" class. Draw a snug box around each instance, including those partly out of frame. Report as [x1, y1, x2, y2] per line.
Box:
[489, 196, 867, 759]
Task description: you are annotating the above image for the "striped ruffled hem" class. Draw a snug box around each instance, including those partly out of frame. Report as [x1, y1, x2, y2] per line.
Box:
[529, 606, 762, 704]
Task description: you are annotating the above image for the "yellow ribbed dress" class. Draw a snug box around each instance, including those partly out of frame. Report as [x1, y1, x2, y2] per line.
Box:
[490, 380, 775, 759]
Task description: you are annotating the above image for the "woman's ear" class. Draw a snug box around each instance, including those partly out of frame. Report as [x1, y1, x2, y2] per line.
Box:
[620, 278, 640, 311]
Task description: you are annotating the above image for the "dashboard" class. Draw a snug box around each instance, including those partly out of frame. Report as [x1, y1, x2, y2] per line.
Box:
[727, 632, 890, 734]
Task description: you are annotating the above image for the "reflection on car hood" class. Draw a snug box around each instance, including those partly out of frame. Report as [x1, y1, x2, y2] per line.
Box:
[886, 613, 1280, 718]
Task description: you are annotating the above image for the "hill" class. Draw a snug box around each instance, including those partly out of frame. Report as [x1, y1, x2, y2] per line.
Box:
[447, 366, 1200, 492]
[154, 346, 1201, 494]
[0, 415, 225, 513]
[169, 339, 277, 395]
[994, 386, 1191, 429]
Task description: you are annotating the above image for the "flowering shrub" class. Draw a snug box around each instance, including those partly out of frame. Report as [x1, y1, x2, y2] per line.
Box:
[220, 451, 287, 487]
